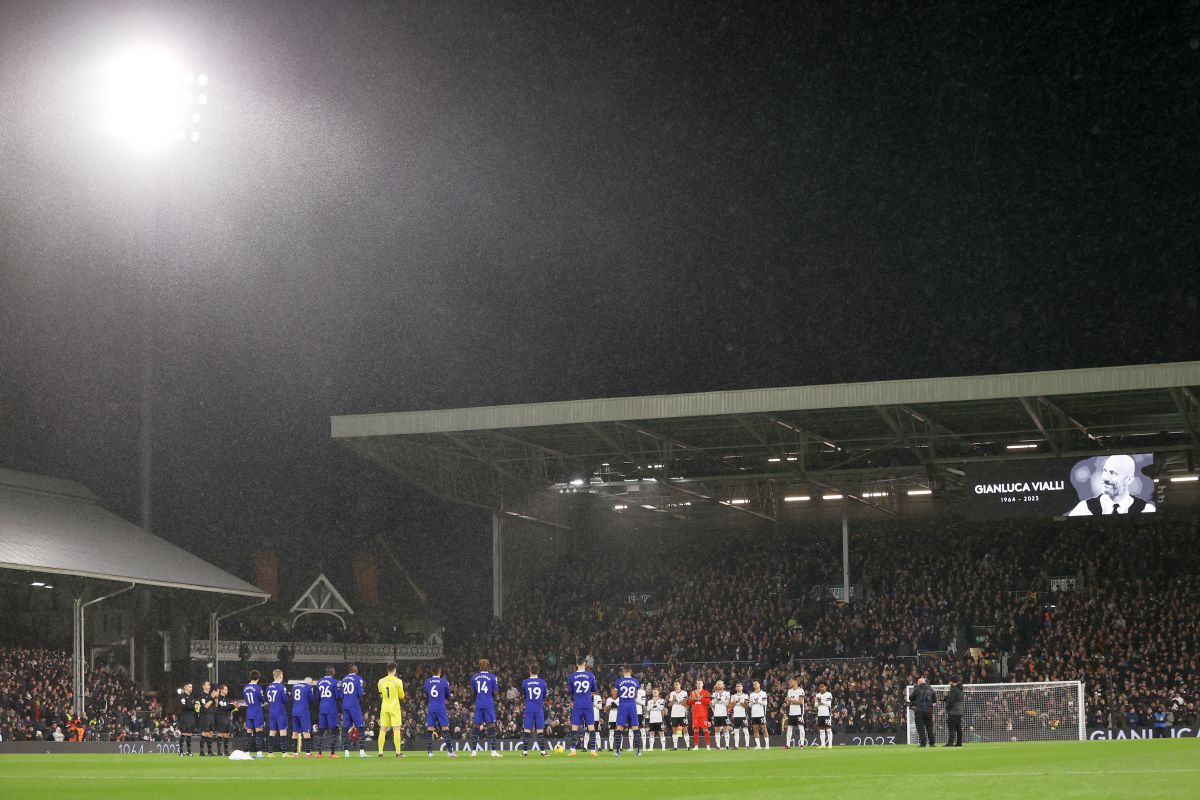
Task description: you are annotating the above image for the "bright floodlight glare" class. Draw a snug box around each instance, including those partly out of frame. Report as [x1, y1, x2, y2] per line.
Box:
[102, 46, 208, 152]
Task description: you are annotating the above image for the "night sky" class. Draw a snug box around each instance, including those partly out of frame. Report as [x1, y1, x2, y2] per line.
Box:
[1, 1, 1198, 609]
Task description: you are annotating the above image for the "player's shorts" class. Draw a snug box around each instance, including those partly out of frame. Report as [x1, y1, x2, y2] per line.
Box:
[787, 714, 803, 726]
[318, 712, 338, 731]
[342, 707, 364, 730]
[750, 714, 766, 726]
[648, 721, 664, 732]
[473, 706, 496, 725]
[268, 710, 288, 731]
[379, 709, 402, 728]
[670, 714, 686, 728]
[571, 706, 595, 727]
[198, 713, 215, 733]
[732, 716, 747, 729]
[214, 716, 232, 734]
[178, 715, 196, 734]
[817, 717, 832, 730]
[426, 709, 449, 729]
[292, 715, 311, 733]
[691, 716, 709, 730]
[616, 707, 639, 728]
[523, 709, 545, 731]
[244, 711, 264, 730]
[608, 715, 618, 726]
[713, 715, 729, 728]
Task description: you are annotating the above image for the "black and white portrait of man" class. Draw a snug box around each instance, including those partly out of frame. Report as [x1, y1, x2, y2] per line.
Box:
[1066, 454, 1156, 516]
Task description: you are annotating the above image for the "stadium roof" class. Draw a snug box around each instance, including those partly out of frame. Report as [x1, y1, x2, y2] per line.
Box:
[332, 361, 1200, 524]
[0, 468, 268, 597]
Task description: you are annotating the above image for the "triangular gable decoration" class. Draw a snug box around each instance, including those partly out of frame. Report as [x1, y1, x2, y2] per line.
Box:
[290, 573, 354, 628]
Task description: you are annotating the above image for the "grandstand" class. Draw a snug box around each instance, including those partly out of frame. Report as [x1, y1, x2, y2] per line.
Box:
[0, 468, 267, 738]
[324, 362, 1200, 751]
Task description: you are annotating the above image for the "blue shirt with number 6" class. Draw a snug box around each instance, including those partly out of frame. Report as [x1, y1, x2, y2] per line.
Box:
[424, 675, 451, 730]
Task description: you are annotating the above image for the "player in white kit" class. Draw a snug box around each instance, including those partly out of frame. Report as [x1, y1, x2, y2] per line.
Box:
[749, 680, 769, 749]
[814, 682, 833, 748]
[644, 688, 667, 751]
[629, 684, 647, 751]
[668, 681, 690, 751]
[710, 680, 731, 749]
[605, 687, 620, 751]
[730, 682, 750, 749]
[784, 677, 806, 749]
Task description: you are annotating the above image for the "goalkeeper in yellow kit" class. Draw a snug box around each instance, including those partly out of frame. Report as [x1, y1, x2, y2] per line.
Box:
[377, 661, 405, 757]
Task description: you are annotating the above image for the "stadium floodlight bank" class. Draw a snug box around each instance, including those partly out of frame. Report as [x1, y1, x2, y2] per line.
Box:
[906, 681, 1085, 744]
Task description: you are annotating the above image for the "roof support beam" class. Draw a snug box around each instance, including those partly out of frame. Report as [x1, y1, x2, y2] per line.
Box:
[587, 423, 774, 522]
[735, 416, 893, 515]
[1020, 397, 1060, 456]
[897, 405, 966, 445]
[765, 415, 841, 452]
[654, 478, 775, 521]
[1037, 396, 1102, 444]
[1170, 388, 1200, 453]
[875, 406, 931, 466]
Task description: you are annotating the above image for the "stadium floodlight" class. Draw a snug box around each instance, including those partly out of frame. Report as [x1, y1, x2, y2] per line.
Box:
[907, 488, 933, 496]
[612, 504, 628, 511]
[30, 582, 44, 587]
[725, 499, 750, 505]
[569, 478, 586, 487]
[101, 46, 208, 153]
[783, 495, 810, 502]
[1006, 443, 1039, 450]
[822, 493, 843, 500]
[1170, 475, 1198, 483]
[767, 457, 781, 462]
[861, 491, 889, 498]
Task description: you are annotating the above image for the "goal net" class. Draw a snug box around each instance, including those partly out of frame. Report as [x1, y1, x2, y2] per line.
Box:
[905, 680, 1085, 744]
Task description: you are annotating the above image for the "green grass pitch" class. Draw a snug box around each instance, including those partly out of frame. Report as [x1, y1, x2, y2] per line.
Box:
[2, 740, 1197, 799]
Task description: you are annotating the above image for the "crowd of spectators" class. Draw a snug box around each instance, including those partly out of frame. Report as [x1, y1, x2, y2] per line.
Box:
[378, 517, 1200, 745]
[4, 517, 1197, 747]
[0, 647, 164, 742]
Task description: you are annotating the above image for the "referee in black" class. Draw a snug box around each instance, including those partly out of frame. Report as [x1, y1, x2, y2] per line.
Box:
[944, 676, 965, 747]
[177, 681, 198, 756]
[909, 677, 936, 747]
[198, 680, 216, 756]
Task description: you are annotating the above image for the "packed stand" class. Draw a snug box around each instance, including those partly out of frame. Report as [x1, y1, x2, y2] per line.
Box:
[386, 518, 1199, 744]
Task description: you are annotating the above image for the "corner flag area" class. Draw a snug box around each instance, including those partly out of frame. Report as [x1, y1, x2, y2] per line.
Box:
[3, 740, 1196, 800]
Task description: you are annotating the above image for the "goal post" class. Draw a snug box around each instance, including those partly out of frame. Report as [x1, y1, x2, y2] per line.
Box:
[905, 680, 1085, 744]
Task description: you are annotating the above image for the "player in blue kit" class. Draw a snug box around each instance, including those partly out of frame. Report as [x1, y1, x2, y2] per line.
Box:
[423, 665, 456, 758]
[614, 666, 643, 756]
[315, 666, 341, 757]
[290, 677, 315, 757]
[265, 669, 289, 757]
[340, 664, 368, 758]
[242, 670, 266, 759]
[567, 657, 600, 757]
[469, 658, 501, 758]
[520, 664, 549, 757]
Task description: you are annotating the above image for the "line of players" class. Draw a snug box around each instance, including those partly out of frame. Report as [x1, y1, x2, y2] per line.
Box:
[176, 658, 836, 758]
[396, 658, 836, 759]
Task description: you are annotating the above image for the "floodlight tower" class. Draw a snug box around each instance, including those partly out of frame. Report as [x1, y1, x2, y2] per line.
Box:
[99, 46, 210, 533]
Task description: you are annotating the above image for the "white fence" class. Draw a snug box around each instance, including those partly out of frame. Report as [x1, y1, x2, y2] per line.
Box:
[189, 640, 442, 663]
